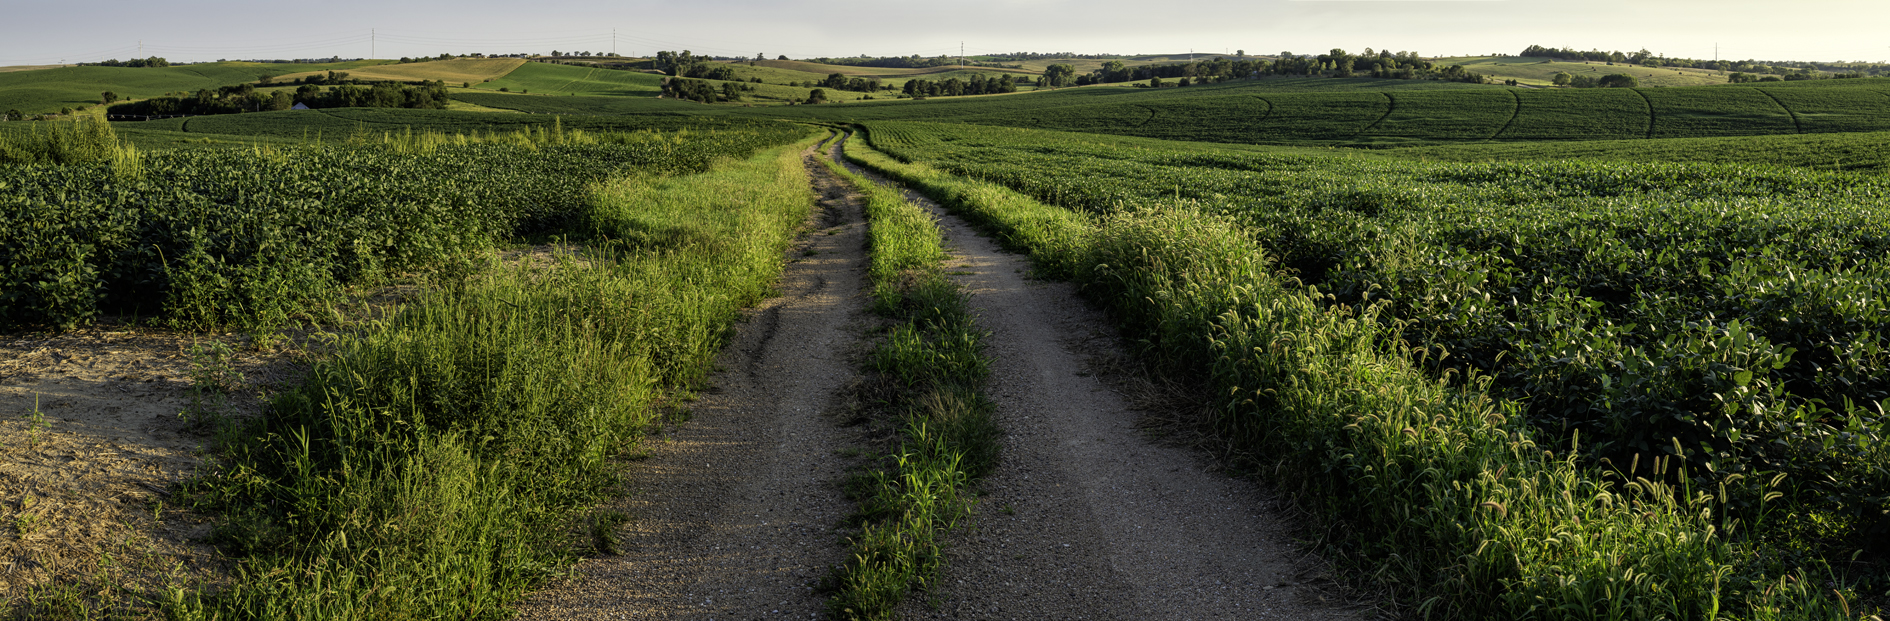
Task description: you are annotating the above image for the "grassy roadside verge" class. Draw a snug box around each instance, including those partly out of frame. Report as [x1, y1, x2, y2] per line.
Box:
[817, 137, 1001, 620]
[839, 130, 1868, 620]
[154, 134, 820, 620]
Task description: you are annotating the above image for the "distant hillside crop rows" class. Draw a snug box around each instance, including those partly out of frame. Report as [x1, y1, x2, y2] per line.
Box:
[439, 76, 1890, 147]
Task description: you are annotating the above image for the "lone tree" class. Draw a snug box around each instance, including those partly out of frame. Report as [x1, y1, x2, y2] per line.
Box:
[1598, 73, 1639, 88]
[805, 88, 828, 104]
[1552, 72, 1573, 86]
[1042, 63, 1075, 88]
[101, 91, 119, 104]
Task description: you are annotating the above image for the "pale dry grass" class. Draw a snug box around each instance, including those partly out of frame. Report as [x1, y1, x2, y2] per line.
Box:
[273, 58, 526, 84]
[0, 65, 70, 74]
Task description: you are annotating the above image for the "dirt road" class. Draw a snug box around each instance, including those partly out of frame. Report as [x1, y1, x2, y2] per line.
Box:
[834, 134, 1360, 621]
[519, 133, 1361, 620]
[517, 137, 869, 620]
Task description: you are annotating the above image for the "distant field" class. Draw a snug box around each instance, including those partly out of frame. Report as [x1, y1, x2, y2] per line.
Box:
[273, 58, 526, 85]
[1766, 85, 1890, 133]
[128, 107, 769, 139]
[1380, 129, 1890, 172]
[0, 64, 70, 73]
[1009, 56, 1195, 74]
[727, 60, 1039, 92]
[1435, 56, 1733, 87]
[1358, 89, 1517, 143]
[467, 62, 666, 97]
[465, 62, 898, 103]
[0, 60, 390, 114]
[113, 70, 1890, 150]
[940, 78, 1890, 145]
[752, 59, 1035, 78]
[1496, 88, 1649, 140]
[1643, 87, 1796, 137]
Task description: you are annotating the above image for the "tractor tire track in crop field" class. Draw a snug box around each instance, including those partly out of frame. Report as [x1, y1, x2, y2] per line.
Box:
[1755, 89, 1805, 134]
[516, 136, 867, 620]
[1633, 87, 1657, 139]
[1354, 91, 1396, 138]
[1491, 89, 1524, 140]
[836, 133, 1363, 621]
[1250, 96, 1276, 127]
[1131, 105, 1157, 128]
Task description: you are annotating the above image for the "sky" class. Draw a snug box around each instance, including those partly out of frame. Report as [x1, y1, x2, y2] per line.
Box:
[4, 0, 1887, 66]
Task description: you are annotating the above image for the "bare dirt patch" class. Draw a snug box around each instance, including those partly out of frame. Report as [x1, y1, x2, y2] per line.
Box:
[0, 321, 310, 611]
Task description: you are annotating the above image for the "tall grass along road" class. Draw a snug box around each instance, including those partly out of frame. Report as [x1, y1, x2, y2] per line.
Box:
[834, 132, 1361, 620]
[516, 132, 866, 619]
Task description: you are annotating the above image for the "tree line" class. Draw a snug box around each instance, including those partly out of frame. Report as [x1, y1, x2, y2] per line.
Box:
[81, 57, 171, 68]
[108, 81, 450, 117]
[1061, 49, 1488, 87]
[805, 55, 1020, 69]
[903, 74, 1019, 98]
[662, 78, 756, 104]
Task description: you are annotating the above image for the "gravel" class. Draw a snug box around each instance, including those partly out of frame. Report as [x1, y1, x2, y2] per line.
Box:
[515, 140, 868, 620]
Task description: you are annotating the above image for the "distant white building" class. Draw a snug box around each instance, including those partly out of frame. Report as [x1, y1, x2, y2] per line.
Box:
[290, 102, 311, 110]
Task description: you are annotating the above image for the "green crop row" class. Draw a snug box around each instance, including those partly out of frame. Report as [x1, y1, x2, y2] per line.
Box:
[963, 83, 1890, 145]
[855, 121, 1889, 618]
[132, 106, 777, 140]
[1381, 130, 1890, 173]
[445, 77, 1890, 147]
[0, 117, 808, 329]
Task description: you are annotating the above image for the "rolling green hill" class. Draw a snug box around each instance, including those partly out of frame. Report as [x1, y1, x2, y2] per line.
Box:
[1380, 129, 1890, 172]
[461, 61, 890, 103]
[128, 107, 768, 139]
[938, 79, 1890, 145]
[465, 62, 667, 97]
[0, 60, 389, 114]
[274, 58, 526, 85]
[105, 66, 1890, 154]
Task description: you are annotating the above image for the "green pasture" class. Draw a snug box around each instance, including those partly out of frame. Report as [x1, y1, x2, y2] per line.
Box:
[0, 60, 389, 114]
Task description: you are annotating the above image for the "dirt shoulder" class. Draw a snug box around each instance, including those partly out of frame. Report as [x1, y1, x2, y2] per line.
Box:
[0, 323, 303, 609]
[515, 138, 868, 620]
[835, 136, 1365, 620]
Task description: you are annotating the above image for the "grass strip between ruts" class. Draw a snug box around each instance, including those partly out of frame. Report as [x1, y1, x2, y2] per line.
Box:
[838, 128, 1869, 620]
[144, 133, 822, 621]
[818, 132, 1002, 620]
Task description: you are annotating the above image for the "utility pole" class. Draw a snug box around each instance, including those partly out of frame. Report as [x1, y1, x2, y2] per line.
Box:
[613, 29, 617, 56]
[960, 41, 964, 70]
[371, 29, 376, 60]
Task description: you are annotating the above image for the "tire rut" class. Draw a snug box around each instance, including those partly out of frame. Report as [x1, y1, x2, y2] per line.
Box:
[514, 137, 869, 620]
[834, 133, 1363, 621]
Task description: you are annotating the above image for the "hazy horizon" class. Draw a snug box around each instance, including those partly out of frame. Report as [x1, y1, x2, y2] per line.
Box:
[4, 0, 1887, 67]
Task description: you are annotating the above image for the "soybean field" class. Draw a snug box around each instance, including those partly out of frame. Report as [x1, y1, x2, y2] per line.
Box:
[857, 120, 1890, 618]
